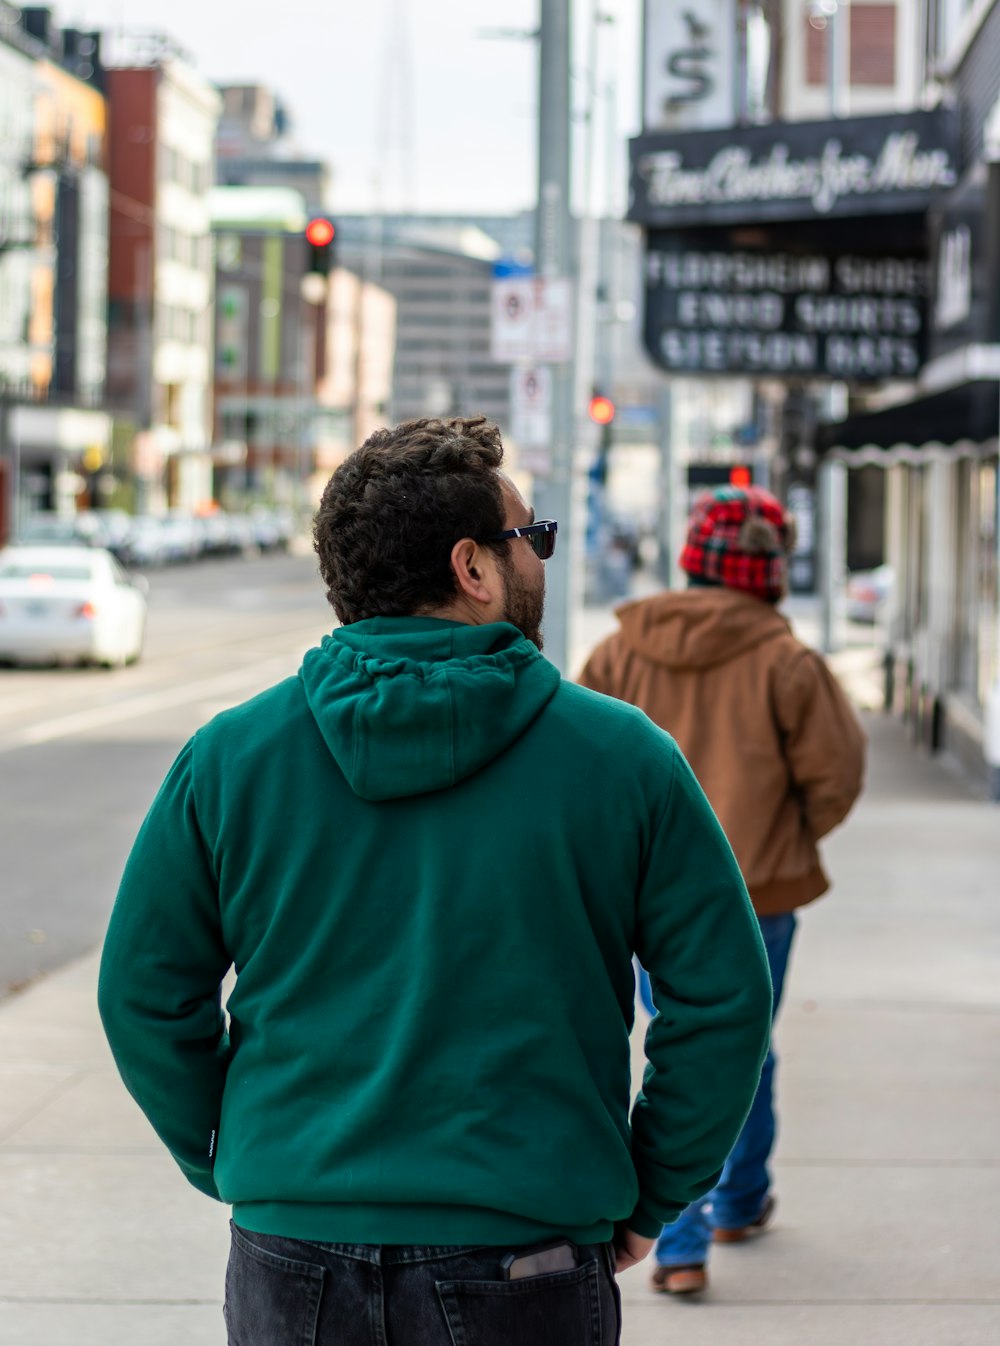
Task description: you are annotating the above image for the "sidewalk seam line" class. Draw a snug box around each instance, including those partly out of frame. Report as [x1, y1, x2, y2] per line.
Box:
[0, 1067, 92, 1145]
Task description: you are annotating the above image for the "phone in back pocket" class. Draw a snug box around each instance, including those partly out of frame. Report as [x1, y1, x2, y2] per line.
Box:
[501, 1241, 578, 1280]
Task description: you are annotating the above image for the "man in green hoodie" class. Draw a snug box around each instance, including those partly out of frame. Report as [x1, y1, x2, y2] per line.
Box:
[99, 416, 771, 1346]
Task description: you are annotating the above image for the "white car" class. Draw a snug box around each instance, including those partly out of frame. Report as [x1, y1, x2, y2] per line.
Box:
[0, 545, 148, 668]
[846, 564, 895, 624]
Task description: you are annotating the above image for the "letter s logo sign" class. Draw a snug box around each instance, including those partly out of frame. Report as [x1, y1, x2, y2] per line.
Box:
[664, 10, 715, 108]
[666, 48, 714, 105]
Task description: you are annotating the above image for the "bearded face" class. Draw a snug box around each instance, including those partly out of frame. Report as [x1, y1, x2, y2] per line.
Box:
[498, 546, 545, 650]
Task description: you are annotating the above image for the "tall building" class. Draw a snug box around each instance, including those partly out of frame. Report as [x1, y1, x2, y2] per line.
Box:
[215, 85, 330, 217]
[210, 186, 395, 508]
[337, 211, 535, 261]
[0, 5, 111, 533]
[0, 7, 39, 404]
[31, 25, 109, 410]
[318, 266, 395, 473]
[333, 210, 664, 513]
[633, 0, 1000, 788]
[210, 185, 321, 507]
[336, 219, 513, 431]
[104, 33, 220, 512]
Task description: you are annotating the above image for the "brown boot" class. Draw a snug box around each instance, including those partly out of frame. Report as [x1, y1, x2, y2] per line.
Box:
[650, 1264, 707, 1295]
[712, 1194, 776, 1244]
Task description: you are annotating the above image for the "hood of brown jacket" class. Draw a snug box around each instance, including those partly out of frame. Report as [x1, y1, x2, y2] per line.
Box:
[614, 587, 792, 671]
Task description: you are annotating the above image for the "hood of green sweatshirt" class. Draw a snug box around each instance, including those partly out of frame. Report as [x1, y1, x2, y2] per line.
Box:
[299, 617, 562, 802]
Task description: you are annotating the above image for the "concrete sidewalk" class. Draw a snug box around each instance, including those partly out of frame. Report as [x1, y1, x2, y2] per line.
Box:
[1, 714, 998, 1342]
[617, 708, 1000, 1343]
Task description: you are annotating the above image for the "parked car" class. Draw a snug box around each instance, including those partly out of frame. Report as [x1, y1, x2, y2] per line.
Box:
[119, 515, 167, 568]
[846, 564, 894, 623]
[0, 545, 147, 668]
[196, 511, 234, 557]
[225, 513, 260, 556]
[77, 509, 134, 562]
[193, 511, 255, 557]
[14, 513, 93, 547]
[249, 506, 296, 552]
[158, 513, 203, 564]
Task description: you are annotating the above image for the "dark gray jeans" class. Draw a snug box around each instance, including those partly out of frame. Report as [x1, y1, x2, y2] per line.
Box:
[225, 1223, 622, 1345]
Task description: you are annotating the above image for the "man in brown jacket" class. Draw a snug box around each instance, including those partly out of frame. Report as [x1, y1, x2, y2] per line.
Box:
[579, 483, 865, 1297]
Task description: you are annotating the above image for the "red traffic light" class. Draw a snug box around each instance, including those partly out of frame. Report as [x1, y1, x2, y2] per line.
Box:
[588, 395, 615, 426]
[305, 217, 335, 247]
[729, 465, 752, 487]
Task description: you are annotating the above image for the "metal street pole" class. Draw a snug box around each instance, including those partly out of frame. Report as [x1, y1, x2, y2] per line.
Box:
[818, 0, 847, 650]
[987, 382, 1000, 800]
[533, 0, 578, 674]
[656, 381, 676, 587]
[827, 1, 842, 118]
[818, 456, 846, 653]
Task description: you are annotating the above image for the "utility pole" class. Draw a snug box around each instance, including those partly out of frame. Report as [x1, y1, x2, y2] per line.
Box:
[533, 0, 577, 674]
[828, 0, 847, 119]
[818, 0, 847, 651]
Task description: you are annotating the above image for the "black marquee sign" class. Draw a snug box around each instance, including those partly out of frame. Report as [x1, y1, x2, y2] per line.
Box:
[629, 110, 959, 228]
[643, 240, 929, 381]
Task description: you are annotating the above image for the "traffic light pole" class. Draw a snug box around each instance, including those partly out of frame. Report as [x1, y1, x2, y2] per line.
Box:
[532, 0, 578, 674]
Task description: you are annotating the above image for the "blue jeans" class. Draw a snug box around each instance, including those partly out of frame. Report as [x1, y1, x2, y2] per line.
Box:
[634, 959, 656, 1016]
[224, 1224, 622, 1345]
[654, 912, 797, 1268]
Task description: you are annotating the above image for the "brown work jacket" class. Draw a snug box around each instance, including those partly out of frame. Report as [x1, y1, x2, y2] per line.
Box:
[578, 587, 866, 915]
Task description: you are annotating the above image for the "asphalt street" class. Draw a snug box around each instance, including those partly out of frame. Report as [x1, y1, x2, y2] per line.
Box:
[0, 550, 333, 997]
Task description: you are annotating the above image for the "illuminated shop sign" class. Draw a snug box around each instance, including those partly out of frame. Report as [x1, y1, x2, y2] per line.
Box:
[643, 244, 928, 380]
[629, 110, 958, 227]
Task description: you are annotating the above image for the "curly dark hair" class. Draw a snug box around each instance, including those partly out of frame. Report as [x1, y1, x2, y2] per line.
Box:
[313, 416, 508, 623]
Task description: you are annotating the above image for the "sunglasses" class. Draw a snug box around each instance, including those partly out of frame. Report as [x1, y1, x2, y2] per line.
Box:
[490, 520, 558, 560]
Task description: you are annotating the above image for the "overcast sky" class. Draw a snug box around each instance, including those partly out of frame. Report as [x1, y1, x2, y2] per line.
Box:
[67, 0, 642, 215]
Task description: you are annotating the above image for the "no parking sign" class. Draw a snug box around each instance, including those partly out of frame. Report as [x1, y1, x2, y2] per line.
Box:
[509, 365, 553, 473]
[491, 279, 573, 363]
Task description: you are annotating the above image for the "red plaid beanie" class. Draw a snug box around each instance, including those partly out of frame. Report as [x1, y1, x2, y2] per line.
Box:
[680, 485, 796, 602]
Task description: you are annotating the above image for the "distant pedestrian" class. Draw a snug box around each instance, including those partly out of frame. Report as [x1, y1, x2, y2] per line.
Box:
[579, 483, 866, 1297]
[98, 419, 771, 1345]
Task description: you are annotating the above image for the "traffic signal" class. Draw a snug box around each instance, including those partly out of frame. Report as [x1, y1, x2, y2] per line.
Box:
[588, 393, 616, 426]
[588, 393, 615, 486]
[305, 217, 336, 276]
[729, 464, 752, 487]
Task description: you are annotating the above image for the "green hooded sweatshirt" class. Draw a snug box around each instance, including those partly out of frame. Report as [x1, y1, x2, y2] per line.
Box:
[98, 617, 770, 1245]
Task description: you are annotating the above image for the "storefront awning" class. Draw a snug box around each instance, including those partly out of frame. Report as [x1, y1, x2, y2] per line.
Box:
[817, 379, 999, 455]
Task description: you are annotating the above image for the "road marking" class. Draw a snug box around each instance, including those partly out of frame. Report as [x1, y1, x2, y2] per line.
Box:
[0, 621, 327, 728]
[0, 653, 302, 753]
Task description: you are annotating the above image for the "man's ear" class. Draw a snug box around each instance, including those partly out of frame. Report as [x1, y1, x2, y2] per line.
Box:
[450, 538, 499, 607]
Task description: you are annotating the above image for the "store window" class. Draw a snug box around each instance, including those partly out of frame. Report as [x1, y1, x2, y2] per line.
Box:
[217, 234, 242, 272]
[850, 4, 897, 84]
[806, 2, 897, 87]
[221, 410, 242, 440]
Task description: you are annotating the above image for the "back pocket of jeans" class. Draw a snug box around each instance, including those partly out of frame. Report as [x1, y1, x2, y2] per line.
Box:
[436, 1259, 603, 1346]
[225, 1225, 325, 1346]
